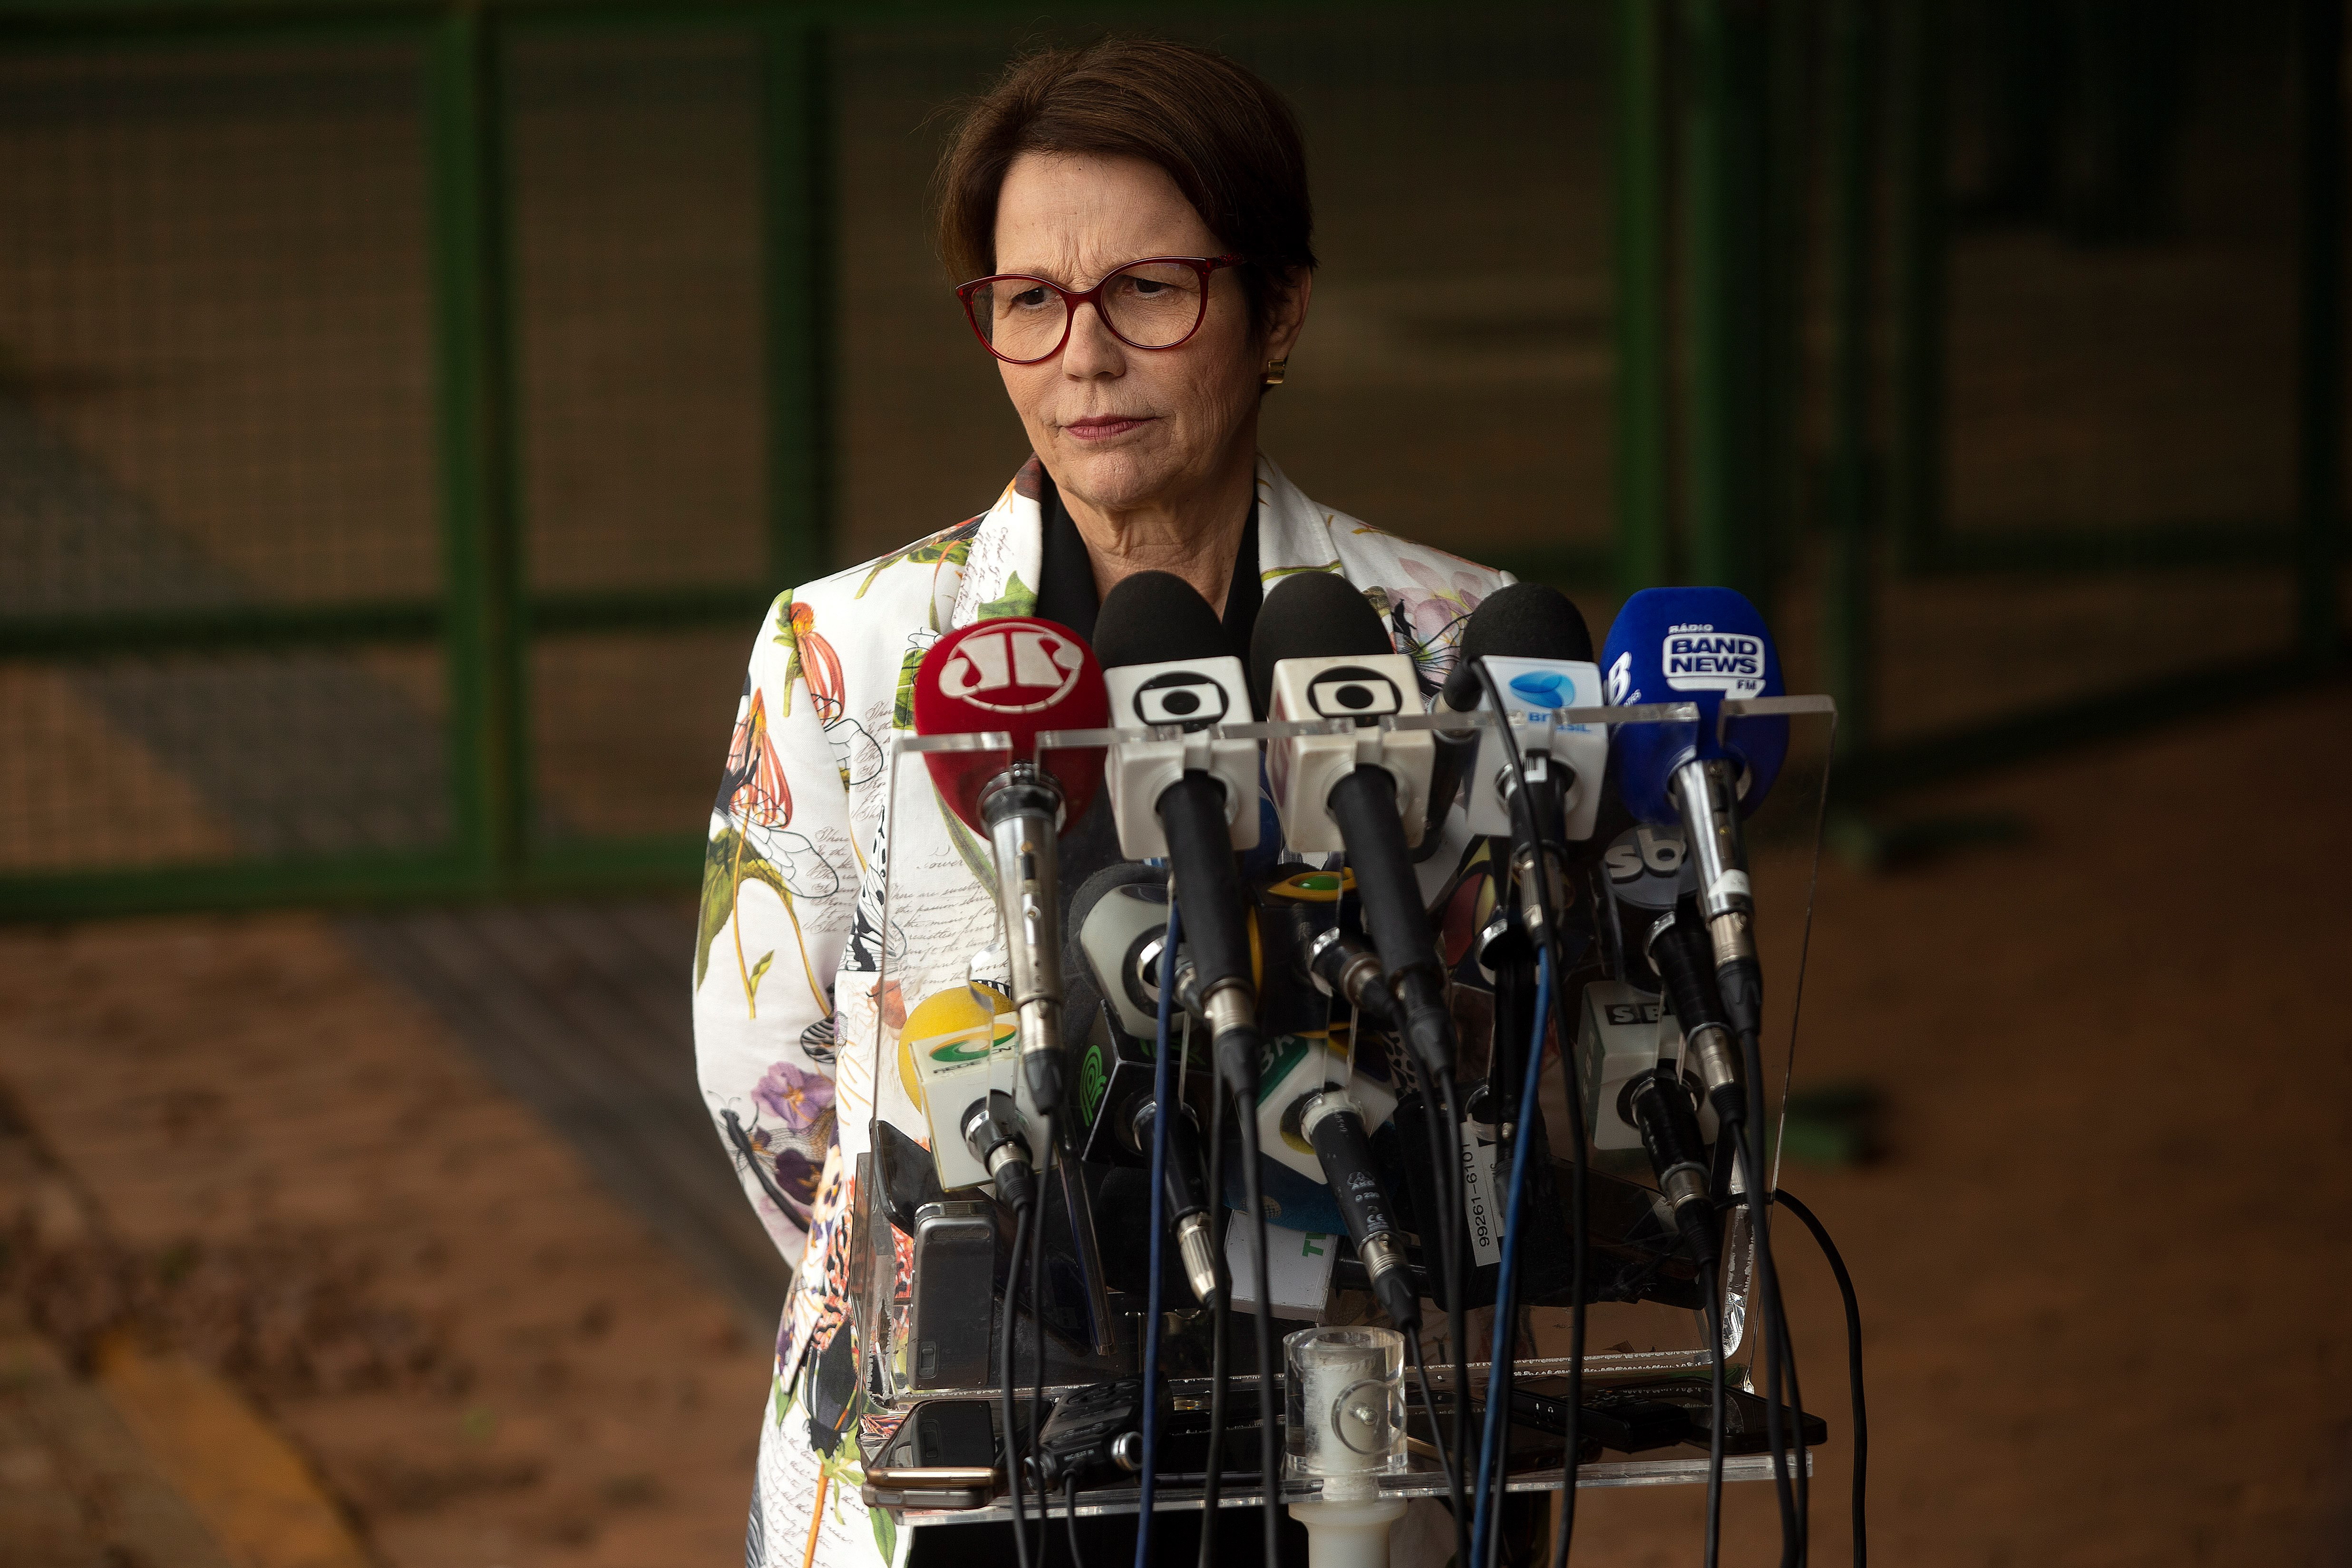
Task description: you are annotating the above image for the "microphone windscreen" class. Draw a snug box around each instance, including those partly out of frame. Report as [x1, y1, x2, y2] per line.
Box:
[1441, 583, 1595, 712]
[1093, 571, 1229, 668]
[1249, 571, 1390, 719]
[1599, 585, 1787, 825]
[911, 616, 1109, 830]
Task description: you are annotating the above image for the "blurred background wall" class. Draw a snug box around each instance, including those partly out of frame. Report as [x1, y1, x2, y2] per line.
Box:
[1, 0, 2338, 916]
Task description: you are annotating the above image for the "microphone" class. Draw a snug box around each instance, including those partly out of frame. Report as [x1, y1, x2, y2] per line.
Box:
[1060, 862, 1222, 1309]
[1249, 573, 1451, 1078]
[1300, 1090, 1421, 1331]
[1127, 1097, 1220, 1307]
[913, 616, 1109, 1114]
[1095, 571, 1266, 1102]
[1442, 584, 1607, 951]
[960, 1090, 1039, 1211]
[1601, 587, 1788, 1043]
[1645, 901, 1745, 1136]
[1621, 1066, 1720, 1275]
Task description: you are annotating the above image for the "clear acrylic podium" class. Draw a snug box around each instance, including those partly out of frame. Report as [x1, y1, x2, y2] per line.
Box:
[854, 695, 1835, 1521]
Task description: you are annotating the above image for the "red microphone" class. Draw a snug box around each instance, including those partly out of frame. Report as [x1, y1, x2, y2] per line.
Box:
[911, 617, 1108, 1112]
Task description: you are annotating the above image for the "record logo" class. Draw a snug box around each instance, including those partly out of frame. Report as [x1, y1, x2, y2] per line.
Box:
[937, 625, 1087, 713]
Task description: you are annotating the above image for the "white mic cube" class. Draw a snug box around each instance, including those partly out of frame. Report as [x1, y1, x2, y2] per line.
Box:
[1461, 656, 1609, 842]
[1102, 656, 1261, 859]
[1263, 653, 1435, 854]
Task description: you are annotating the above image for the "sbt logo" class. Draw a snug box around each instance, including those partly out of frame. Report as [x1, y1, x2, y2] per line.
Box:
[1604, 824, 1686, 883]
[1659, 629, 1764, 693]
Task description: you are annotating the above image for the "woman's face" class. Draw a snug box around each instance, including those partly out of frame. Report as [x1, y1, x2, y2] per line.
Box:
[988, 151, 1305, 519]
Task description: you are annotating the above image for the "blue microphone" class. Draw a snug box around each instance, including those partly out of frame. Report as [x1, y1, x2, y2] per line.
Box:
[1601, 587, 1787, 1043]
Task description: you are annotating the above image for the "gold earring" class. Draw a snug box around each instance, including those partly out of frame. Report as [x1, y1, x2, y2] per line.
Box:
[1263, 358, 1288, 387]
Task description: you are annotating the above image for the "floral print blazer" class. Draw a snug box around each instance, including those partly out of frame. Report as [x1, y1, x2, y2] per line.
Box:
[695, 453, 1511, 1563]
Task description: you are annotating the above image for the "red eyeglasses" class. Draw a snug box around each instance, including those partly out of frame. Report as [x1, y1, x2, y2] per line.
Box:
[955, 254, 1247, 365]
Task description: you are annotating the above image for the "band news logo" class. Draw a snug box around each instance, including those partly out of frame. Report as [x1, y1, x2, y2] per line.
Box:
[1660, 625, 1765, 696]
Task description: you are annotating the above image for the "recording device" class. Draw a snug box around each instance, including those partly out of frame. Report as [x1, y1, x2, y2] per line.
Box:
[913, 616, 1109, 1113]
[1299, 1090, 1420, 1331]
[908, 1200, 998, 1390]
[1096, 571, 1266, 1102]
[1601, 587, 1788, 1042]
[1250, 572, 1452, 1078]
[861, 1400, 997, 1510]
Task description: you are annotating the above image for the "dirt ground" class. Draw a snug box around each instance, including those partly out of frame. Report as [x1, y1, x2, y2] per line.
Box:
[1, 682, 2348, 1567]
[0, 912, 770, 1568]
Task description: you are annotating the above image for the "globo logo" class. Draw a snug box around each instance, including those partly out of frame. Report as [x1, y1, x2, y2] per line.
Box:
[1306, 665, 1403, 723]
[938, 625, 1086, 713]
[1131, 669, 1231, 730]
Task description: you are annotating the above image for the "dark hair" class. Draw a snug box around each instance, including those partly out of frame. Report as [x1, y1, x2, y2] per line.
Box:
[934, 38, 1316, 341]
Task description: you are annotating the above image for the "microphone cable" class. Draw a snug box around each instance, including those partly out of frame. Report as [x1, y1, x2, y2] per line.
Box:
[1136, 900, 1181, 1568]
[1471, 948, 1553, 1565]
[1726, 1031, 1806, 1568]
[1196, 1074, 1231, 1568]
[1702, 1252, 1727, 1568]
[1030, 1185, 1049, 1560]
[1064, 1473, 1089, 1568]
[1408, 1055, 1472, 1568]
[1436, 1064, 1474, 1555]
[1001, 1190, 1037, 1568]
[1404, 1324, 1459, 1504]
[1233, 1072, 1280, 1564]
[1774, 1187, 1864, 1568]
[1468, 662, 1591, 1568]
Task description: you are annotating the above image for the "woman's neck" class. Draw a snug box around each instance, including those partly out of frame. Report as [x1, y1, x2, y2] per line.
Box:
[1058, 443, 1257, 616]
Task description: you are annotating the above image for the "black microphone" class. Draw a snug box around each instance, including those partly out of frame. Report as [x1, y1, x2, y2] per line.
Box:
[1061, 863, 1221, 1308]
[1097, 571, 1266, 1103]
[1440, 582, 1596, 712]
[1301, 1090, 1421, 1331]
[1443, 584, 1601, 953]
[1250, 572, 1453, 1079]
[1126, 1097, 1219, 1307]
[960, 1091, 1038, 1212]
[1622, 1066, 1719, 1274]
[1646, 900, 1745, 1135]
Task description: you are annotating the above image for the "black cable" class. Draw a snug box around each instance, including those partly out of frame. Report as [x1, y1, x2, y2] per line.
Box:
[1410, 1057, 1472, 1568]
[1234, 1099, 1279, 1565]
[1774, 1189, 1865, 1568]
[1745, 1027, 1813, 1567]
[1727, 1048, 1803, 1568]
[1198, 1080, 1229, 1568]
[1030, 1186, 1050, 1565]
[1437, 1066, 1476, 1553]
[1064, 1472, 1088, 1568]
[1002, 1197, 1035, 1568]
[1703, 1262, 1726, 1568]
[1406, 1325, 1460, 1503]
[1466, 662, 1590, 1568]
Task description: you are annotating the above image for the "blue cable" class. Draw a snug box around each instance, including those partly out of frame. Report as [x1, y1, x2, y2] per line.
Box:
[1134, 894, 1181, 1568]
[1469, 947, 1555, 1561]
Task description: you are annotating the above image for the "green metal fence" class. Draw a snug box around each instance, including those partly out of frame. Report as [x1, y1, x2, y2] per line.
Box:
[0, 0, 2342, 919]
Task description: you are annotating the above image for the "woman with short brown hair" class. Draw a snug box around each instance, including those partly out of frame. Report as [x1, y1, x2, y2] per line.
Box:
[697, 38, 1511, 1566]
